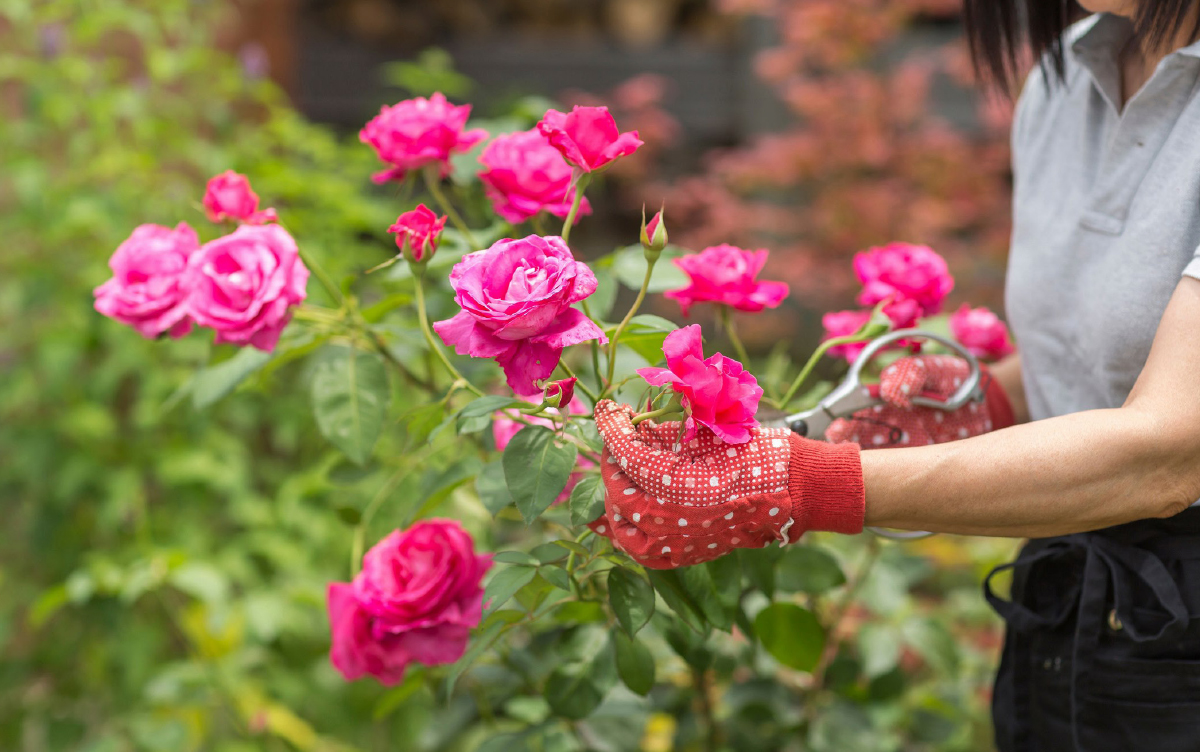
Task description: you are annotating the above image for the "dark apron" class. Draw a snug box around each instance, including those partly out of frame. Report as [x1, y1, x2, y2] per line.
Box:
[988, 507, 1200, 752]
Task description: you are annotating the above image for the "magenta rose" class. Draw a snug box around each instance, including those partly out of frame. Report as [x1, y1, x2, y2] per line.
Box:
[360, 92, 488, 184]
[327, 519, 492, 686]
[94, 222, 198, 339]
[493, 398, 592, 504]
[477, 129, 591, 224]
[950, 304, 1015, 360]
[821, 309, 872, 362]
[185, 224, 309, 352]
[432, 235, 607, 394]
[854, 242, 953, 323]
[537, 106, 643, 173]
[389, 204, 446, 264]
[638, 324, 762, 444]
[641, 208, 667, 253]
[664, 244, 790, 316]
[202, 170, 277, 225]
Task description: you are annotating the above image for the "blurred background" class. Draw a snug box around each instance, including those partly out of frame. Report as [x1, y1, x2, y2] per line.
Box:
[1, 1, 1019, 750]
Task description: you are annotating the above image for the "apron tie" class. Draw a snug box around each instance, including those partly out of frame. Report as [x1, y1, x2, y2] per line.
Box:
[984, 532, 1191, 752]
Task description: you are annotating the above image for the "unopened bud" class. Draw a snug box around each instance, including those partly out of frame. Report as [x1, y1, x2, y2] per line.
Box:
[640, 206, 668, 259]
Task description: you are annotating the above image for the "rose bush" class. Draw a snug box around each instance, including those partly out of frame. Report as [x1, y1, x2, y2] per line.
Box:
[79, 61, 1015, 749]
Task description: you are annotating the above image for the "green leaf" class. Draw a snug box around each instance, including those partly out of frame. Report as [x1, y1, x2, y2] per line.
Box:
[612, 244, 689, 293]
[755, 602, 825, 672]
[444, 619, 506, 697]
[776, 544, 846, 595]
[608, 567, 655, 635]
[530, 542, 570, 564]
[858, 623, 901, 678]
[310, 346, 390, 466]
[680, 562, 734, 631]
[502, 425, 577, 523]
[475, 459, 512, 516]
[646, 570, 707, 633]
[168, 562, 229, 604]
[191, 347, 273, 409]
[492, 551, 540, 566]
[738, 545, 785, 599]
[400, 401, 446, 450]
[627, 314, 678, 332]
[613, 631, 655, 696]
[335, 505, 362, 525]
[457, 394, 523, 421]
[545, 667, 606, 721]
[483, 565, 537, 616]
[901, 616, 959, 673]
[540, 564, 572, 592]
[568, 474, 605, 526]
[587, 265, 619, 322]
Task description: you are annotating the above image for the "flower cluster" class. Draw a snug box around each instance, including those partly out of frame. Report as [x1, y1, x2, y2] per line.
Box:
[327, 520, 491, 685]
[94, 172, 308, 351]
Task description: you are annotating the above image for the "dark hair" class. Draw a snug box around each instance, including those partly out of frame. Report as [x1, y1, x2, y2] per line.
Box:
[963, 0, 1200, 90]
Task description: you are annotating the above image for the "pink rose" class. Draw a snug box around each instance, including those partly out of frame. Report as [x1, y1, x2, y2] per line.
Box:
[327, 519, 492, 685]
[202, 170, 277, 225]
[94, 223, 198, 339]
[821, 309, 872, 362]
[477, 129, 591, 224]
[854, 242, 953, 323]
[432, 235, 607, 395]
[493, 400, 592, 504]
[185, 224, 309, 352]
[537, 106, 643, 173]
[360, 92, 488, 184]
[664, 244, 790, 316]
[637, 324, 762, 444]
[388, 204, 446, 264]
[950, 304, 1015, 360]
[640, 208, 667, 253]
[544, 377, 576, 410]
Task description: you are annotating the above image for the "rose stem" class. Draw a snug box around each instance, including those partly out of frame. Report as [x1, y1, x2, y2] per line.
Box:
[604, 254, 659, 387]
[297, 245, 345, 308]
[422, 167, 479, 250]
[554, 360, 599, 404]
[413, 266, 485, 397]
[718, 305, 752, 366]
[630, 403, 684, 426]
[580, 299, 605, 392]
[531, 213, 548, 236]
[560, 173, 591, 245]
[779, 333, 870, 408]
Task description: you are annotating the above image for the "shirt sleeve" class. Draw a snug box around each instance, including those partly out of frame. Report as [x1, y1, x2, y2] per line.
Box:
[1184, 251, 1200, 281]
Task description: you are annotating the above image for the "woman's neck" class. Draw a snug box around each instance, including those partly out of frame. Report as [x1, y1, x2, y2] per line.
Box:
[1119, 8, 1200, 107]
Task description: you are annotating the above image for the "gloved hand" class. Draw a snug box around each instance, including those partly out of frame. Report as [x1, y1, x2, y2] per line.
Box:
[825, 355, 1015, 448]
[588, 400, 865, 569]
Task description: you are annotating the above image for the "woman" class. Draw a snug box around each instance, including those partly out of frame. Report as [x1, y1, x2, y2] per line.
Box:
[588, 2, 1200, 750]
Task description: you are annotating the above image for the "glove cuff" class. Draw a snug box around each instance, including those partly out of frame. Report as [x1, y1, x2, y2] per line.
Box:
[786, 434, 865, 536]
[981, 364, 1016, 431]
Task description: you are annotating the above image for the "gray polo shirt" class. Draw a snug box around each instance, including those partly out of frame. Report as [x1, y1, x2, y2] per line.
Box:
[1006, 13, 1200, 422]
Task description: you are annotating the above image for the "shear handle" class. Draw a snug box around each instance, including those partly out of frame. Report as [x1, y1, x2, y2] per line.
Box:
[847, 328, 985, 411]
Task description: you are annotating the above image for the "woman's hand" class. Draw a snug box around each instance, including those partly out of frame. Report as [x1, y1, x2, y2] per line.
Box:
[825, 355, 1016, 447]
[589, 400, 865, 569]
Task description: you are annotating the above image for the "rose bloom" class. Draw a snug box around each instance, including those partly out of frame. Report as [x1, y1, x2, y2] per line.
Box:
[664, 244, 790, 316]
[94, 222, 198, 339]
[327, 520, 492, 685]
[477, 129, 591, 224]
[821, 309, 872, 362]
[202, 170, 277, 225]
[638, 324, 762, 444]
[360, 92, 488, 183]
[537, 106, 643, 173]
[185, 224, 309, 352]
[388, 204, 446, 264]
[433, 235, 607, 395]
[493, 398, 592, 504]
[854, 242, 953, 320]
[950, 304, 1015, 360]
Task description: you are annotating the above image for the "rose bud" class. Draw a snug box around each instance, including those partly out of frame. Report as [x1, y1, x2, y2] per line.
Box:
[389, 204, 447, 267]
[543, 377, 577, 410]
[640, 206, 668, 259]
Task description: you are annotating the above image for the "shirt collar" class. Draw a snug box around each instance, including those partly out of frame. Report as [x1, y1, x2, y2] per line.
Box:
[1072, 12, 1200, 62]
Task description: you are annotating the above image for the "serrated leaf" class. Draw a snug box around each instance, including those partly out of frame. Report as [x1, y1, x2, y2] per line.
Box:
[755, 603, 824, 672]
[608, 567, 655, 635]
[502, 425, 577, 523]
[400, 401, 446, 450]
[310, 346, 390, 465]
[530, 542, 570, 564]
[483, 565, 537, 616]
[614, 631, 655, 696]
[475, 459, 512, 516]
[646, 570, 707, 633]
[540, 565, 572, 592]
[776, 544, 846, 595]
[568, 474, 605, 526]
[191, 347, 273, 408]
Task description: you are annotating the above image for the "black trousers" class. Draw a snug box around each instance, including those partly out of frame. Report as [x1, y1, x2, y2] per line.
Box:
[989, 508, 1200, 752]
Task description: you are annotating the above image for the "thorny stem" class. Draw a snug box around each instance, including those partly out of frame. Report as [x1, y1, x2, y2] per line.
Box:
[604, 255, 658, 387]
[718, 305, 751, 366]
[414, 268, 485, 397]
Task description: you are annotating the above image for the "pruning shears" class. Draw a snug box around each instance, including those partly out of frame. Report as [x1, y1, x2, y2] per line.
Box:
[765, 328, 986, 541]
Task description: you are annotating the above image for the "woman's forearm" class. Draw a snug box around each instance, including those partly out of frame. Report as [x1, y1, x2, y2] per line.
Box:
[861, 404, 1199, 538]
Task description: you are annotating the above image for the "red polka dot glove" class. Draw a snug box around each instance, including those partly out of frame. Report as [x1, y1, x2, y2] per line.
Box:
[825, 355, 1015, 448]
[588, 400, 865, 569]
